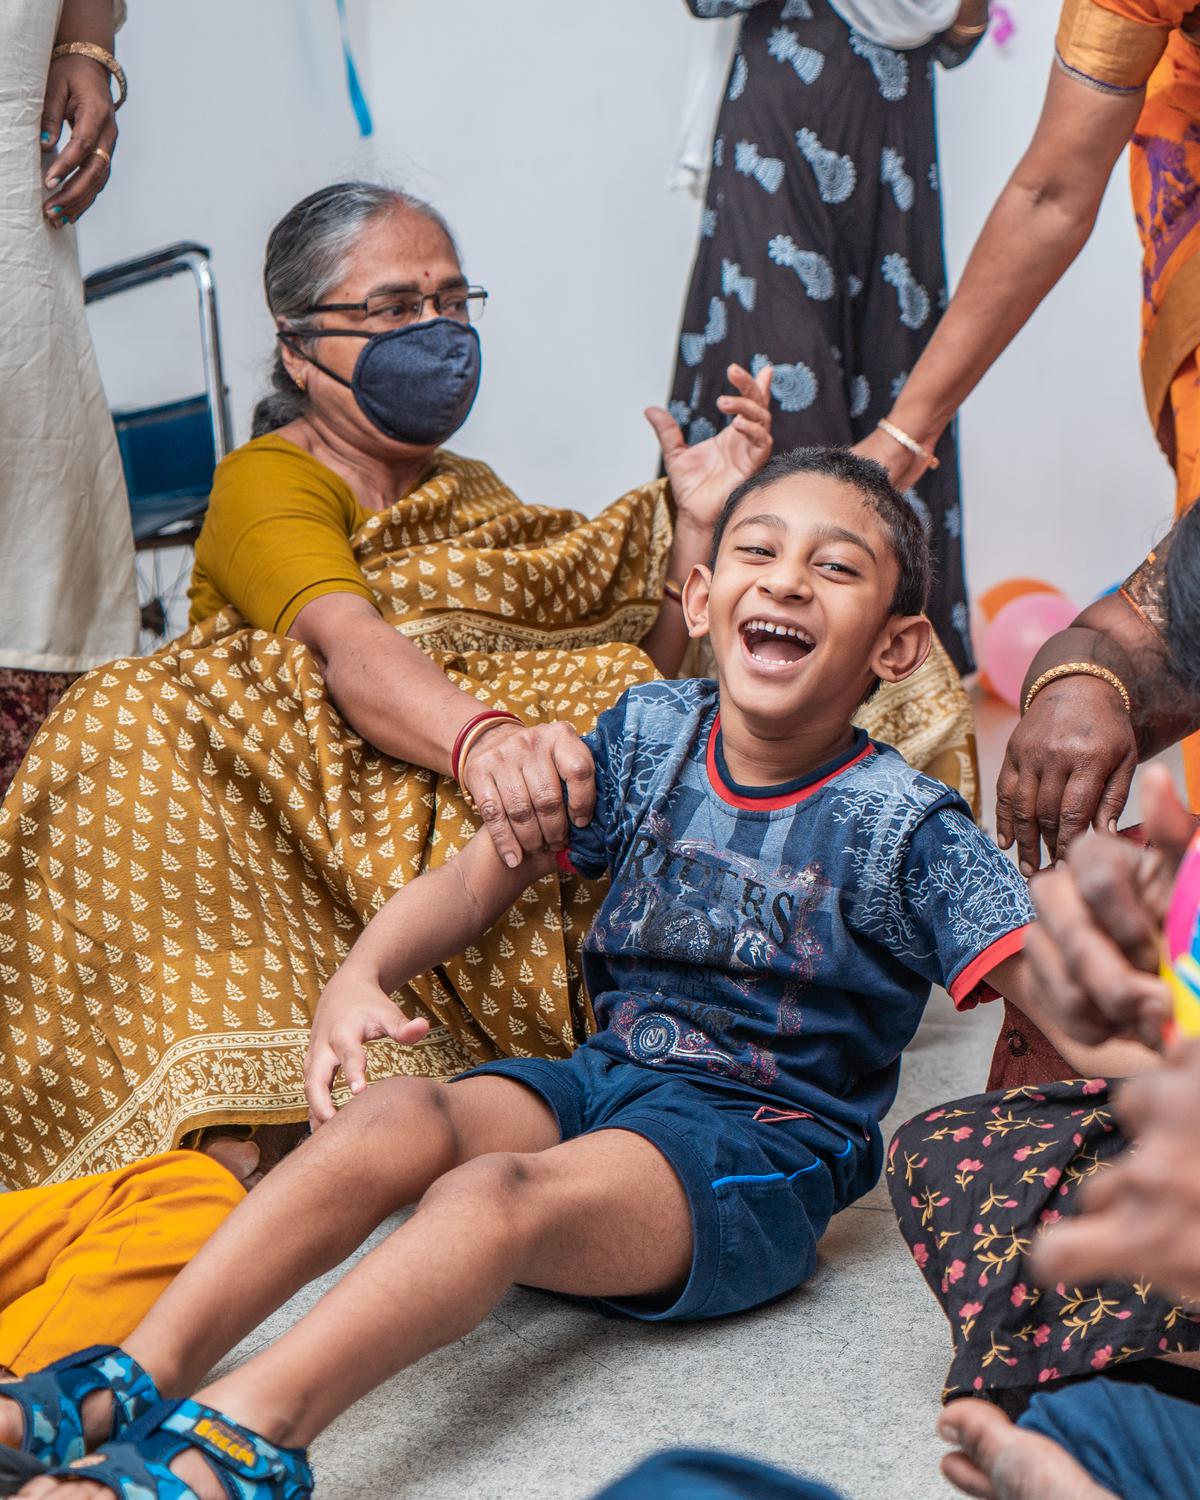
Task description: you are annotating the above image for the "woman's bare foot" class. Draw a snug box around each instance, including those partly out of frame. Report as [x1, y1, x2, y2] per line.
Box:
[199, 1135, 263, 1187]
[939, 1399, 1117, 1500]
[200, 1123, 308, 1190]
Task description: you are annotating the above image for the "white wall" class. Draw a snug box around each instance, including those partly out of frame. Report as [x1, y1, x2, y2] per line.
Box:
[80, 0, 1175, 613]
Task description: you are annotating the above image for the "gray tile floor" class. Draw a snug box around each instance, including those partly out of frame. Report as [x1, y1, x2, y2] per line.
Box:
[215, 987, 997, 1500]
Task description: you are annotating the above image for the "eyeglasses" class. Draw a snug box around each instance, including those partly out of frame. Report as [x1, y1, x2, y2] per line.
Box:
[307, 285, 488, 326]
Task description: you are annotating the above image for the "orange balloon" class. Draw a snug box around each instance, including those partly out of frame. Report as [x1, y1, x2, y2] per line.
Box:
[977, 578, 1065, 698]
[978, 577, 1063, 623]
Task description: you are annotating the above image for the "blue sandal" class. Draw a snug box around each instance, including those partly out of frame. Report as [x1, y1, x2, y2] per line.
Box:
[0, 1397, 314, 1498]
[0, 1344, 159, 1464]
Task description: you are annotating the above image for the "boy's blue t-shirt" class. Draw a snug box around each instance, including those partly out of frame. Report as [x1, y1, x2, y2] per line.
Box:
[566, 679, 1034, 1145]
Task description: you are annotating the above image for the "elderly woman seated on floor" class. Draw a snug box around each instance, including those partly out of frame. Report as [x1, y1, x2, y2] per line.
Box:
[888, 502, 1200, 1442]
[0, 179, 978, 1194]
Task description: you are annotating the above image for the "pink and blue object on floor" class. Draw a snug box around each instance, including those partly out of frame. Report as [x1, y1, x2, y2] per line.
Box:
[1161, 830, 1200, 1041]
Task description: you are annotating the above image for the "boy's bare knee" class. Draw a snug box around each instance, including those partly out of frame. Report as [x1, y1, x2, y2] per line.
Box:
[341, 1078, 463, 1163]
[419, 1149, 554, 1233]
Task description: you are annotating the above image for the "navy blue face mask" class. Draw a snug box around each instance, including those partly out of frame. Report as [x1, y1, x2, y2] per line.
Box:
[281, 316, 482, 447]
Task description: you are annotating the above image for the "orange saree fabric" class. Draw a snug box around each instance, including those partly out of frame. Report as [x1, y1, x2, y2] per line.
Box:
[0, 1152, 243, 1374]
[1058, 0, 1200, 491]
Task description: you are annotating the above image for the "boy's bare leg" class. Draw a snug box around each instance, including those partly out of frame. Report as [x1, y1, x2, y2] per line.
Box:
[28, 1128, 692, 1500]
[0, 1075, 556, 1453]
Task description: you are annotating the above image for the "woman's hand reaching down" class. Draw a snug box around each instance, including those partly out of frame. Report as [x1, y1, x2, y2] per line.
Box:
[304, 973, 430, 1127]
[997, 672, 1138, 875]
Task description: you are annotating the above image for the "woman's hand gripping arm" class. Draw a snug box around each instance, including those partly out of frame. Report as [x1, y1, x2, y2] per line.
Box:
[291, 594, 597, 870]
[304, 832, 557, 1126]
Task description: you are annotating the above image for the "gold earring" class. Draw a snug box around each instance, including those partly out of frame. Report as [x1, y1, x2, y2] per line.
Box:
[293, 372, 306, 391]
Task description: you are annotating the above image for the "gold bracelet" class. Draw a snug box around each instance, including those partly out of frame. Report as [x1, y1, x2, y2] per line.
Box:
[876, 419, 940, 471]
[455, 714, 519, 780]
[1022, 662, 1132, 718]
[50, 42, 127, 110]
[946, 19, 989, 38]
[662, 578, 684, 605]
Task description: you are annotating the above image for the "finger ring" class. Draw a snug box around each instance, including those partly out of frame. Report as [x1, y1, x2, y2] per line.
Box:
[91, 146, 111, 166]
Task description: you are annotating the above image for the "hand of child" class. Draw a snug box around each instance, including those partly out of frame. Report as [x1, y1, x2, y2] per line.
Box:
[1023, 765, 1192, 1050]
[304, 972, 430, 1127]
[1033, 1038, 1200, 1301]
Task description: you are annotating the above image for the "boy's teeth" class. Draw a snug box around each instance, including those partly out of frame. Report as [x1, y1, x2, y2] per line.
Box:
[745, 619, 812, 644]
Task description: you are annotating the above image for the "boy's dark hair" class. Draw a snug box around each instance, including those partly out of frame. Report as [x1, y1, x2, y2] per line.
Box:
[709, 447, 931, 617]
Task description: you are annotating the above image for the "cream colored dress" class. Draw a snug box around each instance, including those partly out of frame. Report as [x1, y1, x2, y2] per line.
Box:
[0, 0, 136, 672]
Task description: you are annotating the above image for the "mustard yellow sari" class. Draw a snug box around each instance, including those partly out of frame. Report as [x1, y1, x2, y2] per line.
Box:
[0, 453, 973, 1189]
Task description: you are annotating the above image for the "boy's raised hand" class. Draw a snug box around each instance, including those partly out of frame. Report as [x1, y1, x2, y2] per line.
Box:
[304, 973, 429, 1127]
[645, 362, 773, 535]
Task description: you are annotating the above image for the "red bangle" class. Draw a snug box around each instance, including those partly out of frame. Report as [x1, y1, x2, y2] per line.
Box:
[450, 710, 521, 782]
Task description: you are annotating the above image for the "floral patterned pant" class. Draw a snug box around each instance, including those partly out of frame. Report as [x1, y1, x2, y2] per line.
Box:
[888, 1079, 1200, 1401]
[0, 667, 77, 801]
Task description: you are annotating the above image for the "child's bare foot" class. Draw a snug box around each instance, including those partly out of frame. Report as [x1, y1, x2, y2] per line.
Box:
[0, 1379, 114, 1455]
[939, 1399, 1117, 1500]
[0, 1368, 19, 1447]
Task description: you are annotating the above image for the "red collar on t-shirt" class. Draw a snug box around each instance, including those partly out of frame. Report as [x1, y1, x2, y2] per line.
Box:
[706, 715, 875, 811]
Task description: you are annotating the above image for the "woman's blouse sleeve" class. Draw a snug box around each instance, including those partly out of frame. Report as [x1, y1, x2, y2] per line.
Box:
[1055, 0, 1178, 94]
[192, 440, 379, 635]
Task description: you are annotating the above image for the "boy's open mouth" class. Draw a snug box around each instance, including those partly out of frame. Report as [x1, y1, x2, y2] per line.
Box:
[739, 618, 815, 669]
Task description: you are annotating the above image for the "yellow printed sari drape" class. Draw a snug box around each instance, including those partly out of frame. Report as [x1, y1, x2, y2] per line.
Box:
[0, 456, 669, 1188]
[0, 452, 975, 1190]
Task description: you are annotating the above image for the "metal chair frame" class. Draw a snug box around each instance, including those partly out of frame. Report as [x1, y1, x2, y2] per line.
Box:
[84, 241, 232, 636]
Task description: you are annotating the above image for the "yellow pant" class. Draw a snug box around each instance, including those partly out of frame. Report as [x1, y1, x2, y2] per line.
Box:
[0, 1152, 243, 1376]
[1168, 355, 1200, 810]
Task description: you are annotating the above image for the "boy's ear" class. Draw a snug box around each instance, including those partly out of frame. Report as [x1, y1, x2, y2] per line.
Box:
[870, 613, 932, 685]
[681, 564, 713, 639]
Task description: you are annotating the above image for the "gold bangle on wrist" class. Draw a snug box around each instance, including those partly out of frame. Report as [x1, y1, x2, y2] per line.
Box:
[1022, 662, 1132, 718]
[50, 42, 127, 110]
[876, 419, 940, 471]
[456, 716, 517, 779]
[662, 578, 685, 605]
[947, 19, 989, 38]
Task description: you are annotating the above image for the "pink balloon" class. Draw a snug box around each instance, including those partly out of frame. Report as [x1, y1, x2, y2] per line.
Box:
[983, 592, 1079, 708]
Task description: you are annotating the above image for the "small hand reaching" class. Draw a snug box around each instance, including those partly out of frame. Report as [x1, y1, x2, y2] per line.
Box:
[304, 972, 429, 1127]
[645, 362, 773, 536]
[1023, 763, 1192, 1049]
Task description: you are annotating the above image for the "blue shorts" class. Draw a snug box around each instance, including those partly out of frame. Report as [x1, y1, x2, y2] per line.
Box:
[462, 1043, 869, 1322]
[1019, 1378, 1200, 1499]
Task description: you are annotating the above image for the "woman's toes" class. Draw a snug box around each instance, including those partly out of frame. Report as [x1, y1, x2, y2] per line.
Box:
[0, 1391, 25, 1447]
[200, 1136, 262, 1184]
[940, 1397, 1117, 1500]
[941, 1448, 998, 1499]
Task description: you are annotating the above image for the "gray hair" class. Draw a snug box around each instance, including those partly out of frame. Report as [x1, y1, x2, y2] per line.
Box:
[250, 181, 459, 437]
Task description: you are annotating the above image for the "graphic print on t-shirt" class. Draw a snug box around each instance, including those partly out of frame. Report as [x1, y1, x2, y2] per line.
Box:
[568, 679, 1035, 1138]
[588, 808, 828, 1088]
